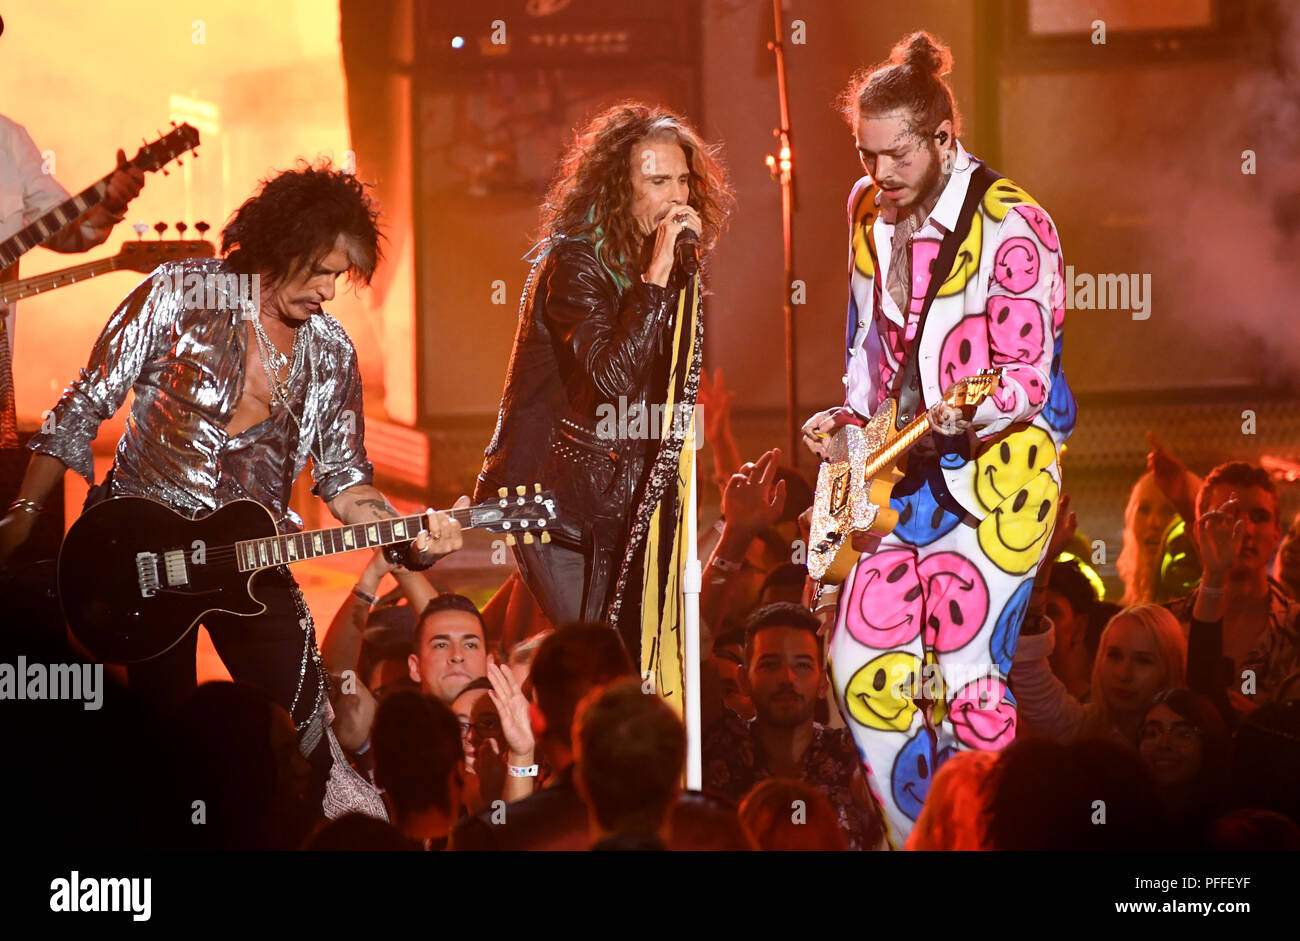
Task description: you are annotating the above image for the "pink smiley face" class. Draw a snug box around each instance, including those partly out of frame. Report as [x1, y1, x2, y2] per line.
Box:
[916, 551, 989, 653]
[1051, 255, 1066, 329]
[988, 297, 1048, 369]
[845, 548, 924, 649]
[950, 678, 1017, 749]
[1015, 204, 1059, 251]
[991, 363, 1047, 412]
[993, 237, 1040, 295]
[908, 239, 942, 314]
[937, 316, 991, 391]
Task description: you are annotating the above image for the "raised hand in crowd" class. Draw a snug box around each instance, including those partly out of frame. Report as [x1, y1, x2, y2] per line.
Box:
[1146, 431, 1201, 528]
[486, 656, 538, 802]
[697, 367, 742, 488]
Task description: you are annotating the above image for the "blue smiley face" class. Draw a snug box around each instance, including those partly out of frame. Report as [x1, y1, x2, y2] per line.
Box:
[891, 728, 936, 821]
[991, 578, 1035, 673]
[891, 479, 961, 546]
[1042, 335, 1077, 435]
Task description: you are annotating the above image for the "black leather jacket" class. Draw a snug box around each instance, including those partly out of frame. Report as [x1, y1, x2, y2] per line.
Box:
[476, 237, 685, 548]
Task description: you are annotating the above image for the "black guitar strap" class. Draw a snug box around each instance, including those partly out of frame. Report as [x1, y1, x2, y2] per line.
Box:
[890, 163, 1001, 429]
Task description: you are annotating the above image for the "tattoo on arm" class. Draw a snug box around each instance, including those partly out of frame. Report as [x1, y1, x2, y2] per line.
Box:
[356, 496, 398, 521]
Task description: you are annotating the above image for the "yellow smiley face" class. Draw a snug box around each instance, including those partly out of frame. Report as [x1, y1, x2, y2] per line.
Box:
[972, 426, 1058, 514]
[977, 468, 1060, 575]
[852, 185, 880, 278]
[845, 651, 920, 732]
[922, 650, 948, 726]
[937, 211, 982, 297]
[982, 179, 1039, 223]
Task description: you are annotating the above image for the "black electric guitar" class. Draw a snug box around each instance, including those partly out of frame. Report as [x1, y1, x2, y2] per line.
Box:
[0, 123, 200, 271]
[58, 486, 558, 664]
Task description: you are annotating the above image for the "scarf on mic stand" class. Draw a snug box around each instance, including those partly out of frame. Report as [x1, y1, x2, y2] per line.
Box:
[606, 272, 703, 716]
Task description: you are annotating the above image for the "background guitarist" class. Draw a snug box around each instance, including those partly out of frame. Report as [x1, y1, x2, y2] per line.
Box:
[801, 32, 1077, 848]
[0, 108, 146, 446]
[0, 161, 464, 815]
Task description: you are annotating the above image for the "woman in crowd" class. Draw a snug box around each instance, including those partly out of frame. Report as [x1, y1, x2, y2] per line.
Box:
[1011, 604, 1187, 745]
[1137, 687, 1230, 846]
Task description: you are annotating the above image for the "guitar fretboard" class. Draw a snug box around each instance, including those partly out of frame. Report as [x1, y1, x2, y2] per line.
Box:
[0, 181, 108, 270]
[0, 254, 122, 304]
[234, 508, 476, 572]
[865, 416, 932, 478]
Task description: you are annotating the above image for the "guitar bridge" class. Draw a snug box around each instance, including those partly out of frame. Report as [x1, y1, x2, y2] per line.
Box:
[135, 552, 160, 598]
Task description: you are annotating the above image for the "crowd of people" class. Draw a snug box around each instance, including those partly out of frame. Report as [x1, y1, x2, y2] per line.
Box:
[7, 393, 1297, 853]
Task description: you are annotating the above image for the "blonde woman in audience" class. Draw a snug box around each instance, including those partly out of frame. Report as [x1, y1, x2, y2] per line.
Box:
[1011, 604, 1187, 745]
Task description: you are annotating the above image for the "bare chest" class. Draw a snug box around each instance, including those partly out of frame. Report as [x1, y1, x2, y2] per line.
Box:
[226, 338, 278, 438]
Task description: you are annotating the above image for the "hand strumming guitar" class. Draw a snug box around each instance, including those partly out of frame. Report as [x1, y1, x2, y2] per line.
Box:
[801, 407, 865, 461]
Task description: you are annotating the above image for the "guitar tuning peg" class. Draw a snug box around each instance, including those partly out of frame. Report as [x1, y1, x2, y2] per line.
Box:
[154, 222, 168, 238]
[505, 533, 517, 546]
[522, 533, 534, 545]
[540, 532, 551, 544]
[498, 487, 508, 498]
[170, 120, 177, 127]
[515, 485, 526, 496]
[176, 222, 188, 237]
[132, 222, 148, 239]
[195, 221, 210, 235]
[534, 483, 542, 493]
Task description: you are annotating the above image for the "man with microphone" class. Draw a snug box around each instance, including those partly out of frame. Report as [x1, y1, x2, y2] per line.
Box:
[477, 103, 733, 667]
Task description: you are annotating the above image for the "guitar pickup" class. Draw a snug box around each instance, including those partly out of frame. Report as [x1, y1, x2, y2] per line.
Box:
[164, 549, 189, 587]
[135, 552, 161, 598]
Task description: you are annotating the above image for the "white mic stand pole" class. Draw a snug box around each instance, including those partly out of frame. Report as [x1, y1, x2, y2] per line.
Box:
[683, 410, 703, 790]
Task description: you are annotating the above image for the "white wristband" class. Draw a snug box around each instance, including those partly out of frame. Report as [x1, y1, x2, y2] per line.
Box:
[507, 764, 539, 778]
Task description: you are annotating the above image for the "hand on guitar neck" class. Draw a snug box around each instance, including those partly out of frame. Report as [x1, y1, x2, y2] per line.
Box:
[47, 150, 145, 253]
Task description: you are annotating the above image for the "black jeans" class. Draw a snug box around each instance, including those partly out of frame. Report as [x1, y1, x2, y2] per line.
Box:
[125, 566, 332, 802]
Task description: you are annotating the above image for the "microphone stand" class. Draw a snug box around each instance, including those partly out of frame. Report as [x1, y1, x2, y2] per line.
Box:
[766, 0, 798, 467]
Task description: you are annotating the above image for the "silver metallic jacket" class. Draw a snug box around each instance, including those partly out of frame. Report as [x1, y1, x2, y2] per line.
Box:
[28, 258, 373, 531]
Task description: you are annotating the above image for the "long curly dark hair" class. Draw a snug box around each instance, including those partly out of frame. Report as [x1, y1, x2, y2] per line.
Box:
[539, 103, 734, 288]
[222, 158, 385, 286]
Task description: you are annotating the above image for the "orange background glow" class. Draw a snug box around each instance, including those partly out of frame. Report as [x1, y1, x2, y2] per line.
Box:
[3, 0, 416, 440]
[3, 0, 418, 681]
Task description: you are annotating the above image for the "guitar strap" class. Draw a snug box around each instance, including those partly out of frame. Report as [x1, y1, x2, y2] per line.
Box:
[889, 163, 1001, 430]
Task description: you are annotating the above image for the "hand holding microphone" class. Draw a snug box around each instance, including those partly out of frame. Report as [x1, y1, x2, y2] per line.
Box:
[644, 203, 703, 286]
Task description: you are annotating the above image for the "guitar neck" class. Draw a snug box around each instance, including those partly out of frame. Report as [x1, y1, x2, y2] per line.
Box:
[234, 507, 476, 572]
[0, 175, 109, 270]
[864, 412, 933, 478]
[0, 252, 124, 305]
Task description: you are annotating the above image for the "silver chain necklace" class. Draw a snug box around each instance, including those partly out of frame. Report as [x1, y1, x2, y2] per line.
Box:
[251, 314, 300, 386]
[250, 315, 310, 436]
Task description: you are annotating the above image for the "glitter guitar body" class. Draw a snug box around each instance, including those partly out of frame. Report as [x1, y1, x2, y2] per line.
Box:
[807, 369, 1002, 586]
